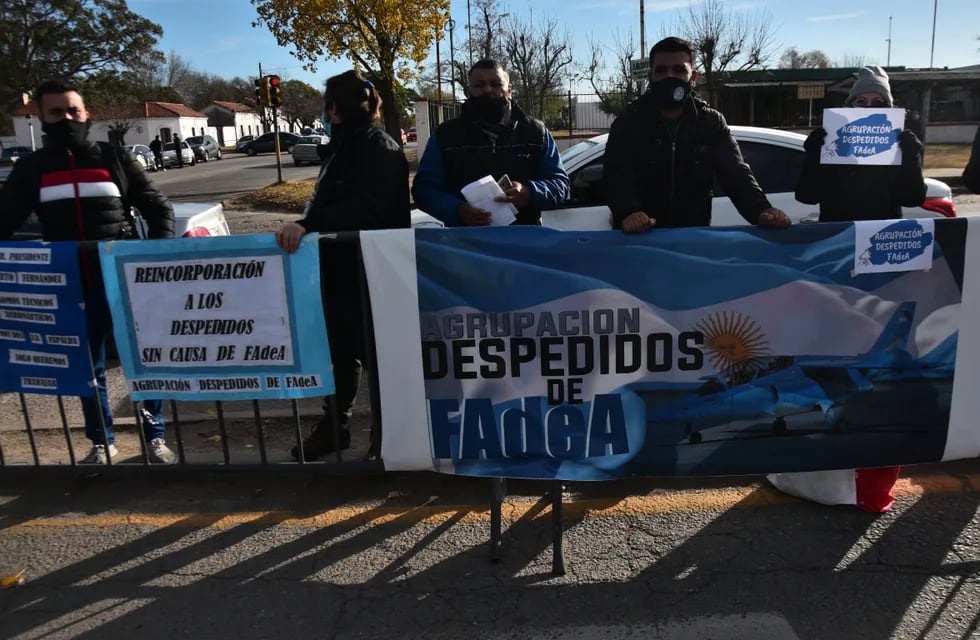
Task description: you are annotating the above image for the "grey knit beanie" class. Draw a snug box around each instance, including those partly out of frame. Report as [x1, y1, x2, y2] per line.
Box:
[846, 65, 894, 107]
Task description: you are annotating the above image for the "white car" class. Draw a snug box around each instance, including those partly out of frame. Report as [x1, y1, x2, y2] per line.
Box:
[14, 203, 230, 240]
[162, 141, 195, 168]
[137, 203, 230, 238]
[541, 126, 957, 230]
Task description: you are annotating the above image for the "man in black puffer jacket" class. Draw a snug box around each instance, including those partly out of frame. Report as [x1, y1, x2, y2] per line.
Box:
[413, 59, 569, 227]
[0, 79, 176, 465]
[605, 37, 790, 233]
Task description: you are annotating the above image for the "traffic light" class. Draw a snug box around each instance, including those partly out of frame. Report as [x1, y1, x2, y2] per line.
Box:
[268, 75, 282, 109]
[254, 76, 270, 107]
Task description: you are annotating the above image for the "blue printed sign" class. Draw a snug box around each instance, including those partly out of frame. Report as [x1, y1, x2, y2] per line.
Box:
[854, 219, 935, 274]
[0, 241, 94, 396]
[99, 234, 335, 400]
[361, 223, 971, 479]
[821, 108, 906, 166]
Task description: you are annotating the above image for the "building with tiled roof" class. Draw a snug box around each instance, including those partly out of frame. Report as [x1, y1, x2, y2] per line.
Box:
[201, 101, 269, 147]
[9, 101, 212, 149]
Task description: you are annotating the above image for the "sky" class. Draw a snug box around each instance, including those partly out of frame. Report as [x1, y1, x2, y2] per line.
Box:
[129, 0, 980, 93]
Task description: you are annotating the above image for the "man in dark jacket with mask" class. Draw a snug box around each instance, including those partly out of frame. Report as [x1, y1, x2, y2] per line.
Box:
[0, 79, 177, 465]
[413, 59, 570, 226]
[605, 37, 790, 233]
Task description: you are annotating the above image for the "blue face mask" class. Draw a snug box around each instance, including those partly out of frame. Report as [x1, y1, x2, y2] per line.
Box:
[650, 76, 691, 110]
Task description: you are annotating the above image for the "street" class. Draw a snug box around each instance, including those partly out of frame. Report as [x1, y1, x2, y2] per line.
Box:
[149, 151, 322, 203]
[1, 463, 979, 639]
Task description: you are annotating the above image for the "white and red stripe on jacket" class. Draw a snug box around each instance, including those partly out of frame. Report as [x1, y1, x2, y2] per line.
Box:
[39, 167, 120, 204]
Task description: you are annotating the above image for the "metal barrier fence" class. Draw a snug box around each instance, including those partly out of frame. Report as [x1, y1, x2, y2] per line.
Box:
[0, 235, 384, 472]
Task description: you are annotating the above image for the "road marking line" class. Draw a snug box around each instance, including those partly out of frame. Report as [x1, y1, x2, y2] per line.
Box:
[3, 473, 976, 534]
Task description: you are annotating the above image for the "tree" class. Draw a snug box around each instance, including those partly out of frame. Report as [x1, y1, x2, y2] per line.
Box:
[501, 11, 573, 125]
[584, 29, 641, 118]
[672, 0, 778, 106]
[448, 0, 507, 95]
[0, 0, 164, 125]
[281, 79, 322, 130]
[779, 47, 832, 69]
[836, 54, 870, 68]
[252, 0, 450, 140]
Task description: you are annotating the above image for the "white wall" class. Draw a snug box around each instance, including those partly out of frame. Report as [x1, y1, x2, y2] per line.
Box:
[925, 123, 979, 144]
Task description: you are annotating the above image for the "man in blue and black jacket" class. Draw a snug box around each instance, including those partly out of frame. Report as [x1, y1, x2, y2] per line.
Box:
[413, 59, 570, 226]
[0, 79, 177, 465]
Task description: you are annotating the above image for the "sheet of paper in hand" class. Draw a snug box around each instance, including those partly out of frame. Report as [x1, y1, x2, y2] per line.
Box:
[460, 175, 518, 226]
[820, 108, 906, 166]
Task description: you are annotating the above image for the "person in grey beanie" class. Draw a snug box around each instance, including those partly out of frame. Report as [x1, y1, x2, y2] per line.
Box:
[772, 65, 926, 513]
[795, 65, 925, 223]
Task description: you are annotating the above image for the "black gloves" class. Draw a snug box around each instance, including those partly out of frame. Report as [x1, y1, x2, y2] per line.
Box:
[898, 130, 923, 164]
[804, 128, 826, 158]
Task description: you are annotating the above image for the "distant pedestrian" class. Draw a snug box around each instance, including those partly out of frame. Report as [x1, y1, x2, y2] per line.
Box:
[173, 133, 184, 168]
[149, 134, 166, 171]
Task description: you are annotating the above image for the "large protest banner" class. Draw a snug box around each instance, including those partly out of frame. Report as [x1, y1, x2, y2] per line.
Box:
[0, 241, 94, 397]
[99, 234, 334, 400]
[362, 219, 980, 480]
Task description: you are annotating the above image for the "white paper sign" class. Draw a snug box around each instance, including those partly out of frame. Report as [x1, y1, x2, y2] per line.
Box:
[460, 175, 517, 226]
[122, 255, 293, 367]
[854, 218, 935, 274]
[821, 108, 906, 166]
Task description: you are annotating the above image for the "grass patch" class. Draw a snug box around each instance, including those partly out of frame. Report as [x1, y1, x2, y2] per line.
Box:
[228, 178, 316, 213]
[924, 144, 971, 170]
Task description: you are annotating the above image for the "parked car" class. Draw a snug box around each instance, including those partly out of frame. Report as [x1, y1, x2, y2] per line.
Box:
[241, 132, 300, 156]
[234, 135, 255, 153]
[12, 202, 230, 240]
[290, 135, 329, 166]
[124, 144, 156, 172]
[406, 127, 417, 142]
[186, 135, 222, 162]
[1, 146, 33, 161]
[539, 126, 957, 230]
[162, 140, 196, 168]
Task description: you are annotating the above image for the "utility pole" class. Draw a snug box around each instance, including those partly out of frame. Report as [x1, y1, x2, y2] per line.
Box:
[436, 26, 443, 107]
[467, 0, 473, 68]
[640, 0, 646, 60]
[449, 17, 456, 99]
[929, 0, 938, 68]
[886, 16, 892, 66]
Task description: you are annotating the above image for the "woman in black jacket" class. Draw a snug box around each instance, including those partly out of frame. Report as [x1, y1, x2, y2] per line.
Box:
[276, 70, 410, 460]
[795, 65, 926, 222]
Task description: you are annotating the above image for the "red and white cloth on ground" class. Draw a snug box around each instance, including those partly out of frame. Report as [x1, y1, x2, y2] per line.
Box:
[767, 466, 902, 513]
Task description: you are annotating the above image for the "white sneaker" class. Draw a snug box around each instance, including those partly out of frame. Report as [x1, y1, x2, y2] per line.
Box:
[79, 443, 118, 464]
[148, 438, 177, 464]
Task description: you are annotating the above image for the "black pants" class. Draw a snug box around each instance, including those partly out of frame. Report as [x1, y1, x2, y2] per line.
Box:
[321, 290, 366, 430]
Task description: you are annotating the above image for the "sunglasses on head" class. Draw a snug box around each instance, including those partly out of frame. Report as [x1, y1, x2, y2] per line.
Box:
[853, 97, 887, 107]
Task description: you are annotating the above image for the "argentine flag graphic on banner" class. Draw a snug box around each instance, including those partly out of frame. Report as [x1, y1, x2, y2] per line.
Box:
[361, 220, 980, 480]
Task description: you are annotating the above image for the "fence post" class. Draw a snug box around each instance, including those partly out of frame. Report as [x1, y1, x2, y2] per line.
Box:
[568, 89, 573, 138]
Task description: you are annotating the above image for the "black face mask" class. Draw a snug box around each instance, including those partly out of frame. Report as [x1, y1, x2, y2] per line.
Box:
[463, 95, 511, 126]
[649, 76, 691, 110]
[42, 119, 91, 149]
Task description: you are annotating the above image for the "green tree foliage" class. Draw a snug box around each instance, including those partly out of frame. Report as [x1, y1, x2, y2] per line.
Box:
[281, 79, 322, 130]
[779, 47, 832, 69]
[0, 0, 164, 128]
[252, 0, 450, 140]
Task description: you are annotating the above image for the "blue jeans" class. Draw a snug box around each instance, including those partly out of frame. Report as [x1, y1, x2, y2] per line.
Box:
[81, 289, 164, 445]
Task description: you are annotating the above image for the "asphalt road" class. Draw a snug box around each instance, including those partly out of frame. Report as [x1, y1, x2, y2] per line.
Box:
[149, 151, 322, 203]
[1, 463, 979, 639]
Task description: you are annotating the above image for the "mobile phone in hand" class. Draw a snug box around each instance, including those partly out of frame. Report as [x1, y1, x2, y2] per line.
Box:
[497, 174, 514, 192]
